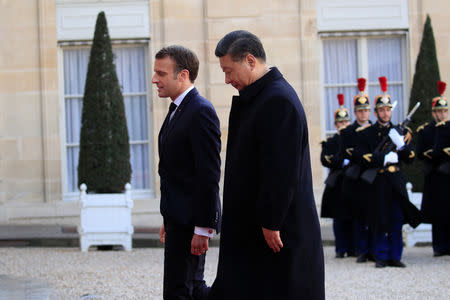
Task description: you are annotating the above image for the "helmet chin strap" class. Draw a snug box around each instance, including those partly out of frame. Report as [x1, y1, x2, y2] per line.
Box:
[433, 111, 442, 123]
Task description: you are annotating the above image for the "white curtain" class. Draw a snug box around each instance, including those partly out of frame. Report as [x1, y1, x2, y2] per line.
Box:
[63, 46, 150, 192]
[368, 37, 404, 123]
[322, 37, 405, 134]
[323, 39, 358, 133]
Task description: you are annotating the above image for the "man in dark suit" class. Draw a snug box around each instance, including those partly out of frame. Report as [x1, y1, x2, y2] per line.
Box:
[152, 45, 221, 300]
[209, 30, 324, 300]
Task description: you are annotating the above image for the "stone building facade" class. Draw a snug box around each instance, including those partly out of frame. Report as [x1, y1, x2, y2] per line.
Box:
[1, 0, 449, 226]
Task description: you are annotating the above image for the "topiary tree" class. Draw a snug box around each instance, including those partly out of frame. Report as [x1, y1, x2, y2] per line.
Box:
[78, 11, 131, 193]
[403, 14, 441, 192]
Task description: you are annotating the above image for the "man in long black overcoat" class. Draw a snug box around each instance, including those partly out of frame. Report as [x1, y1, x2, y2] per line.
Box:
[208, 30, 325, 300]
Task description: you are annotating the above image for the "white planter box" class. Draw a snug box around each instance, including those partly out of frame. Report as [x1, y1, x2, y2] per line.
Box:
[78, 183, 134, 251]
[403, 182, 432, 247]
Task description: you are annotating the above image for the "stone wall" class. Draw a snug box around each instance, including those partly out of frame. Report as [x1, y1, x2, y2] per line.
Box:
[1, 0, 450, 225]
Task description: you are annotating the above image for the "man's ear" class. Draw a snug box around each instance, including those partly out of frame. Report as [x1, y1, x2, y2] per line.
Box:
[178, 69, 190, 82]
[245, 54, 256, 69]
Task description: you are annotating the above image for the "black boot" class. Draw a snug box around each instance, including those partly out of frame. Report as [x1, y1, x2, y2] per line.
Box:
[388, 260, 406, 268]
[375, 260, 387, 268]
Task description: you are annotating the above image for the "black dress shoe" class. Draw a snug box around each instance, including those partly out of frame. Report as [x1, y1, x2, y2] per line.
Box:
[434, 251, 445, 257]
[335, 253, 345, 258]
[388, 260, 406, 268]
[375, 260, 387, 268]
[356, 254, 368, 263]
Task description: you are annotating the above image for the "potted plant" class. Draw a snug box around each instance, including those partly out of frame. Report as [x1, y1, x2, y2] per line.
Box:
[77, 11, 133, 251]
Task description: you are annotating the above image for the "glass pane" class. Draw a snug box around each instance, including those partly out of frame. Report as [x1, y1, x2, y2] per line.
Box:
[63, 49, 89, 95]
[323, 39, 358, 84]
[368, 38, 402, 81]
[130, 144, 149, 189]
[63, 46, 150, 192]
[66, 146, 80, 192]
[324, 86, 356, 132]
[65, 97, 83, 144]
[113, 47, 146, 93]
[124, 95, 148, 141]
[368, 37, 404, 124]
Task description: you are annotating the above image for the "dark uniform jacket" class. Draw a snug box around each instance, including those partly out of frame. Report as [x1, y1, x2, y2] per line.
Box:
[416, 120, 438, 223]
[355, 122, 421, 232]
[419, 120, 450, 224]
[209, 68, 325, 300]
[320, 133, 349, 219]
[340, 121, 371, 221]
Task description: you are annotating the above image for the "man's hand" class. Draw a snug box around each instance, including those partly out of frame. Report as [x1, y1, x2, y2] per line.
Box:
[191, 234, 209, 256]
[159, 224, 165, 244]
[262, 227, 283, 253]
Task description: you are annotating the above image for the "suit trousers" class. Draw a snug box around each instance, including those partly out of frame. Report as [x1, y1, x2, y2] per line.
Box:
[163, 221, 210, 300]
[432, 222, 450, 254]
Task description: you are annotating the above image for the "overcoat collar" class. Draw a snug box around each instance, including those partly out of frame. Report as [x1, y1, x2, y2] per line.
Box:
[238, 67, 283, 104]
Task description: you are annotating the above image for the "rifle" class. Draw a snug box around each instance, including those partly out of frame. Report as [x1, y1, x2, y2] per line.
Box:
[438, 161, 450, 175]
[344, 164, 360, 180]
[324, 169, 343, 188]
[360, 102, 421, 184]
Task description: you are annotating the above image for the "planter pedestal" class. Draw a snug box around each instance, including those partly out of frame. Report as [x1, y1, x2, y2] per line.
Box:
[78, 183, 134, 251]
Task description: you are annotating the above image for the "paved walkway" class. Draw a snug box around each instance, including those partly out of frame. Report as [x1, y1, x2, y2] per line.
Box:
[0, 224, 335, 299]
[1, 246, 449, 299]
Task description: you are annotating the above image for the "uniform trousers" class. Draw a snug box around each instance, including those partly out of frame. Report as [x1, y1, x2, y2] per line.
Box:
[163, 221, 210, 300]
[333, 219, 356, 255]
[372, 198, 404, 261]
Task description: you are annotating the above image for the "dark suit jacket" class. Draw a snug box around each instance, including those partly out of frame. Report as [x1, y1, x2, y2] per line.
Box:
[158, 87, 221, 231]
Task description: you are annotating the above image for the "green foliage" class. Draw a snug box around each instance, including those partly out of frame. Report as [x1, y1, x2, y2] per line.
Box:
[403, 15, 441, 192]
[78, 11, 131, 193]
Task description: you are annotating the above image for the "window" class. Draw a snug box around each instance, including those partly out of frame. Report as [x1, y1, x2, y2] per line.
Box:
[62, 44, 153, 197]
[322, 34, 408, 135]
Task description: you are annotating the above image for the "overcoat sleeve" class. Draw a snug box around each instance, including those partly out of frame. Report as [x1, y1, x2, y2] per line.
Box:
[189, 105, 221, 228]
[255, 97, 302, 230]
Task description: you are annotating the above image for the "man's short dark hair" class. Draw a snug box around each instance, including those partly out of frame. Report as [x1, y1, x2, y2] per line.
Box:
[215, 30, 266, 62]
[155, 45, 199, 82]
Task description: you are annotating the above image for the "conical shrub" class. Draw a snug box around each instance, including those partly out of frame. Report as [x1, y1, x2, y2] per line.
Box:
[404, 15, 441, 192]
[78, 11, 131, 193]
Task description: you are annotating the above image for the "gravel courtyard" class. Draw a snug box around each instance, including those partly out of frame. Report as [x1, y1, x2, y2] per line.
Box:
[1, 246, 449, 299]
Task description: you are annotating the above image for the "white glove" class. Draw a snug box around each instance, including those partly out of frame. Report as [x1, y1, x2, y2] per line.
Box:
[384, 151, 399, 166]
[342, 159, 350, 167]
[388, 128, 405, 150]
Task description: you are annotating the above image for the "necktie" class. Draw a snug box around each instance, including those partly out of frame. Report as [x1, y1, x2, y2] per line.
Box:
[168, 102, 177, 122]
[160, 102, 177, 143]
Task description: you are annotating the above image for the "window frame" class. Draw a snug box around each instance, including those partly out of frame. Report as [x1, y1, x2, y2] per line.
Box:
[58, 41, 155, 201]
[320, 32, 410, 136]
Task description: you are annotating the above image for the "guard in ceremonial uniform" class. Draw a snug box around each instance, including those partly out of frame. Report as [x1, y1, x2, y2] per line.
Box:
[418, 81, 450, 256]
[340, 78, 373, 263]
[355, 77, 421, 268]
[320, 94, 352, 258]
